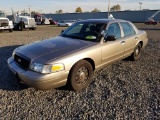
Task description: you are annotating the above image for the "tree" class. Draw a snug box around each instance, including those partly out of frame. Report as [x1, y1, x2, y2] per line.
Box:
[91, 8, 101, 12]
[110, 4, 121, 11]
[56, 9, 63, 14]
[75, 7, 82, 13]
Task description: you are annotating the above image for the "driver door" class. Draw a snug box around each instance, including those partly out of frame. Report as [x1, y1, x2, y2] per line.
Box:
[101, 22, 125, 65]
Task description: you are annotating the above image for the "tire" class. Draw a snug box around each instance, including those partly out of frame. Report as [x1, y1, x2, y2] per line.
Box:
[67, 60, 93, 91]
[31, 27, 36, 30]
[130, 43, 142, 61]
[18, 23, 23, 31]
[9, 29, 13, 32]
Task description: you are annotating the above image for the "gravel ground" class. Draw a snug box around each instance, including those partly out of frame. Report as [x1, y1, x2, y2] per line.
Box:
[0, 24, 159, 119]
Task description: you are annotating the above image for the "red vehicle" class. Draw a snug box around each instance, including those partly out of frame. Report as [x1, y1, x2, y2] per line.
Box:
[49, 19, 57, 25]
[34, 14, 57, 25]
[145, 18, 158, 25]
[145, 10, 160, 25]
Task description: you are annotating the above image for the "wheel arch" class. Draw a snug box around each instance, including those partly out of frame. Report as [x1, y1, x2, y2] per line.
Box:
[67, 58, 95, 78]
[83, 58, 95, 71]
[139, 41, 143, 48]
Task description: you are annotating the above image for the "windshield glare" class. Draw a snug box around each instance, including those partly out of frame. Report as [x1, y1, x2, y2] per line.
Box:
[61, 22, 107, 42]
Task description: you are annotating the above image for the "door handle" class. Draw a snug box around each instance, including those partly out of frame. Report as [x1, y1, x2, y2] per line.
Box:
[121, 41, 125, 44]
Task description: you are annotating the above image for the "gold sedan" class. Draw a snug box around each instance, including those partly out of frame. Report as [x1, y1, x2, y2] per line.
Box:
[8, 19, 148, 91]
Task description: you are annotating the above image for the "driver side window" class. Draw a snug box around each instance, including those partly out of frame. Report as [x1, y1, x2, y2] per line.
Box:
[107, 23, 121, 39]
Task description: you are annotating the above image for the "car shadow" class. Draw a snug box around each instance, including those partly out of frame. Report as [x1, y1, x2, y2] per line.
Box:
[0, 45, 30, 91]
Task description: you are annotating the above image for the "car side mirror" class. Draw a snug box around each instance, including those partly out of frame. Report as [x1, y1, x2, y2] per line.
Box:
[61, 30, 64, 34]
[101, 30, 107, 37]
[104, 35, 116, 41]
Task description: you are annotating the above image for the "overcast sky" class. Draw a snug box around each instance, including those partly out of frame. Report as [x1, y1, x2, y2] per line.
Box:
[1, 0, 160, 15]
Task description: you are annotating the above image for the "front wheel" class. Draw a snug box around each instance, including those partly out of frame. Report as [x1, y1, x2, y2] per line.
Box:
[9, 29, 13, 32]
[67, 60, 93, 91]
[18, 24, 23, 31]
[130, 43, 142, 61]
[31, 27, 36, 30]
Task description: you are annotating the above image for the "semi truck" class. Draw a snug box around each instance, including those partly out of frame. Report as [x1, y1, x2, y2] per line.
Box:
[0, 11, 13, 32]
[12, 11, 37, 31]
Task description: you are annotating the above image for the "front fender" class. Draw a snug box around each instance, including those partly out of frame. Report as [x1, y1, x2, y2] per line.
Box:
[9, 21, 14, 28]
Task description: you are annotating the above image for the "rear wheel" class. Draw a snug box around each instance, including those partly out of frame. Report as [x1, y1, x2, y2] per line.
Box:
[130, 43, 142, 61]
[67, 60, 93, 91]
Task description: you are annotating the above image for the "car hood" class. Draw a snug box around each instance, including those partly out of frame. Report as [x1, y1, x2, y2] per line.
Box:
[0, 17, 8, 20]
[16, 36, 97, 64]
[19, 16, 34, 19]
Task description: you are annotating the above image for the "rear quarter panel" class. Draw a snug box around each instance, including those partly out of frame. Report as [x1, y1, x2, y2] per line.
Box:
[137, 30, 148, 48]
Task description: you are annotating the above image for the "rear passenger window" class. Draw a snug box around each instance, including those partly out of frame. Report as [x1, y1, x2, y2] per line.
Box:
[120, 22, 135, 37]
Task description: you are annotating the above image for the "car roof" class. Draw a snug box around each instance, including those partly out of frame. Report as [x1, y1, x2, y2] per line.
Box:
[79, 19, 129, 23]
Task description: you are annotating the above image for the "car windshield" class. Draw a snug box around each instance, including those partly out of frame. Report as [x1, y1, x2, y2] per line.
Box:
[0, 13, 5, 17]
[61, 21, 107, 42]
[20, 13, 30, 16]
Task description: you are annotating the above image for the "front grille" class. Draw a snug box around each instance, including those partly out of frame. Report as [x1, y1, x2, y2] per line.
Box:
[0, 19, 9, 26]
[29, 19, 36, 26]
[14, 54, 30, 69]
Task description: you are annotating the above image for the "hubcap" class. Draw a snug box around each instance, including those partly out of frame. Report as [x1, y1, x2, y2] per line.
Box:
[75, 66, 89, 85]
[135, 47, 139, 56]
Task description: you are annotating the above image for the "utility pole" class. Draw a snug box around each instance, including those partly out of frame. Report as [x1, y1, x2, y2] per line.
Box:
[139, 2, 142, 10]
[108, 0, 110, 18]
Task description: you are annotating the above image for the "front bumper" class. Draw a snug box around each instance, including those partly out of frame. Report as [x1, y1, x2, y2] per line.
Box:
[25, 24, 37, 29]
[7, 57, 69, 90]
[0, 25, 13, 30]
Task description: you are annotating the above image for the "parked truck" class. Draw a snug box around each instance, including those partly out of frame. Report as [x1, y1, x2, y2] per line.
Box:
[34, 14, 50, 25]
[145, 10, 160, 25]
[34, 14, 57, 25]
[0, 11, 13, 32]
[12, 11, 36, 31]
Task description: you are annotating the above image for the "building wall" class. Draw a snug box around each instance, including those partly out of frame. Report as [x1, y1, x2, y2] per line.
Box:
[7, 10, 160, 23]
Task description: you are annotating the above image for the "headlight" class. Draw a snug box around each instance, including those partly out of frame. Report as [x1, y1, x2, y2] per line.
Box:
[30, 63, 65, 74]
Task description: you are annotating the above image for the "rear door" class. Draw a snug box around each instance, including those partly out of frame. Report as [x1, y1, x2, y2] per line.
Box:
[120, 22, 138, 56]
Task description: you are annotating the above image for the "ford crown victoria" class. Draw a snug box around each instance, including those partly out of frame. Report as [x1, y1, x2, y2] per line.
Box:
[8, 19, 148, 90]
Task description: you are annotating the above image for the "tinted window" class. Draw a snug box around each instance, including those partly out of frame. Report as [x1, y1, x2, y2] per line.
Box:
[120, 22, 135, 37]
[107, 23, 121, 39]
